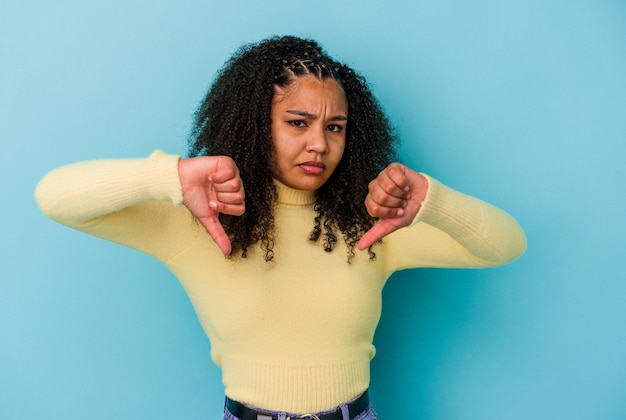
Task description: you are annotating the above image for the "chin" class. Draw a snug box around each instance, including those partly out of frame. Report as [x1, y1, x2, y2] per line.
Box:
[287, 178, 328, 191]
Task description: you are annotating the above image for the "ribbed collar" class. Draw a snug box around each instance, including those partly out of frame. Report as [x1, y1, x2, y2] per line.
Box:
[274, 180, 316, 207]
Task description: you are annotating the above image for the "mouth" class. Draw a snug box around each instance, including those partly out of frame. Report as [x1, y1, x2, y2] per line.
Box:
[298, 161, 326, 175]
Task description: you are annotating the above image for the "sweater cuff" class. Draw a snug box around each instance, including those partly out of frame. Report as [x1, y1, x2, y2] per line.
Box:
[412, 174, 483, 241]
[145, 150, 184, 207]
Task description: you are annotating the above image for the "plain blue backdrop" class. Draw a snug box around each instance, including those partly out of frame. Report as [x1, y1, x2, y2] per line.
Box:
[2, 1, 625, 419]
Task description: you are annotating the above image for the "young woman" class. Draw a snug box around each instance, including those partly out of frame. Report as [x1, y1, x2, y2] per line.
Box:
[35, 36, 526, 420]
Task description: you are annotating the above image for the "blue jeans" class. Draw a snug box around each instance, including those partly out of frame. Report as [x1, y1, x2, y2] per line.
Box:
[223, 397, 379, 420]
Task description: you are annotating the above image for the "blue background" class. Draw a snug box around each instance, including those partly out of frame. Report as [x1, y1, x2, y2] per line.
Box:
[2, 1, 625, 419]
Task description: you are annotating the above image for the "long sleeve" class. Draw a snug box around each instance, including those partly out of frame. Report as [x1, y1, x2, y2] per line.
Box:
[383, 175, 527, 273]
[34, 150, 202, 261]
[33, 158, 528, 414]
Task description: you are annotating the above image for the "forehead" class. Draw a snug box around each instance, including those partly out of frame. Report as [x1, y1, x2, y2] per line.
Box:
[272, 76, 348, 111]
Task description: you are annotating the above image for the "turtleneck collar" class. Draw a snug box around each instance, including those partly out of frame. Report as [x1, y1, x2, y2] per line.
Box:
[274, 179, 316, 207]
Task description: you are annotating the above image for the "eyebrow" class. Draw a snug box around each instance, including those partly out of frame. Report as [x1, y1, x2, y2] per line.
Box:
[286, 110, 347, 121]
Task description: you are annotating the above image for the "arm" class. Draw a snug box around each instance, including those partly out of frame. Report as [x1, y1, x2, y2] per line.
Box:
[35, 150, 245, 259]
[359, 163, 526, 269]
[34, 151, 193, 260]
[35, 151, 184, 226]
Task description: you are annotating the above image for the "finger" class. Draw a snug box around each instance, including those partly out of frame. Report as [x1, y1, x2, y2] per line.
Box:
[364, 194, 407, 219]
[386, 164, 410, 191]
[214, 184, 244, 199]
[366, 190, 408, 212]
[209, 158, 238, 183]
[358, 220, 400, 250]
[199, 215, 232, 256]
[373, 164, 408, 197]
[368, 172, 410, 207]
[214, 189, 245, 203]
[209, 190, 245, 216]
[209, 201, 246, 217]
[210, 174, 241, 189]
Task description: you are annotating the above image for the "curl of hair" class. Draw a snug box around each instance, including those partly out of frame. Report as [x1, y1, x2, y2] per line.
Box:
[188, 36, 398, 262]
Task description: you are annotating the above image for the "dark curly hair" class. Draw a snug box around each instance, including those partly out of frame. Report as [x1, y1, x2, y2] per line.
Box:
[188, 35, 397, 262]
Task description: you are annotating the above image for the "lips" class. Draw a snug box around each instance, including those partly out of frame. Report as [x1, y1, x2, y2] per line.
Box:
[298, 161, 326, 175]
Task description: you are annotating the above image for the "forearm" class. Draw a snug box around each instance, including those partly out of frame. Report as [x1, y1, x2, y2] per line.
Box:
[415, 175, 527, 266]
[384, 175, 527, 271]
[35, 150, 183, 227]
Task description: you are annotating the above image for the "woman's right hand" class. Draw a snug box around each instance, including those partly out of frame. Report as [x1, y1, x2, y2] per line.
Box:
[178, 156, 245, 256]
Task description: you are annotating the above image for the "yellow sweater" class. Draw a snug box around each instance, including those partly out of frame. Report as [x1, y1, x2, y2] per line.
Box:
[35, 150, 526, 413]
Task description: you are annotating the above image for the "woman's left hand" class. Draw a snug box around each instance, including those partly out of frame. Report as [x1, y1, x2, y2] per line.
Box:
[358, 163, 429, 250]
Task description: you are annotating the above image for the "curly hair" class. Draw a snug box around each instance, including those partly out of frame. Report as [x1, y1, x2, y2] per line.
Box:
[188, 35, 397, 262]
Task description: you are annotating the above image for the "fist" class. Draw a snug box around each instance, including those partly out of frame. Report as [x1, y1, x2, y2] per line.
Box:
[358, 163, 428, 250]
[178, 156, 245, 255]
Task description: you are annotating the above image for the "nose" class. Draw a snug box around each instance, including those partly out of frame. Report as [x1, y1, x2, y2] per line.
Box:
[306, 127, 329, 154]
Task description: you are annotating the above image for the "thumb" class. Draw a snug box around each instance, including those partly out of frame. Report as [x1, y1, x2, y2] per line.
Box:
[199, 215, 232, 256]
[358, 220, 400, 251]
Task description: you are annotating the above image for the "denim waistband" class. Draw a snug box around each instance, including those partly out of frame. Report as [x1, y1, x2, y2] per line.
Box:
[224, 390, 371, 420]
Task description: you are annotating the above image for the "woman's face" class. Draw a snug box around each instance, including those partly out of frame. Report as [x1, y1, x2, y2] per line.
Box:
[270, 75, 348, 191]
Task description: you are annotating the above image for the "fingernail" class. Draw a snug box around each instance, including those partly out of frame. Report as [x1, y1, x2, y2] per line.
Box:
[209, 201, 218, 210]
[397, 208, 405, 217]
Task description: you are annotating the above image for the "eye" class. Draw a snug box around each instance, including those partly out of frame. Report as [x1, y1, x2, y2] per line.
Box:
[288, 120, 308, 128]
[327, 124, 344, 133]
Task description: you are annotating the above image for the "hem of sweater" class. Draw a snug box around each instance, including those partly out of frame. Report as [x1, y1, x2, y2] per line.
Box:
[221, 356, 370, 414]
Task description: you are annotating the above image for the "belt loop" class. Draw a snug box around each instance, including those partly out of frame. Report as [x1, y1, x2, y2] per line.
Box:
[340, 404, 350, 420]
